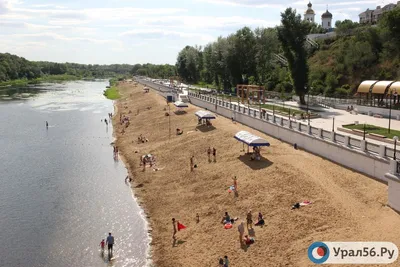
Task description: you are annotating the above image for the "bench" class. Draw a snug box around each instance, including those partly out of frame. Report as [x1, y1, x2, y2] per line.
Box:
[369, 133, 386, 139]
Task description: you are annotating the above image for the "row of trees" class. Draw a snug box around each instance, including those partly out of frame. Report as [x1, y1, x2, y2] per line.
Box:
[174, 7, 400, 101]
[0, 53, 134, 82]
[130, 63, 176, 79]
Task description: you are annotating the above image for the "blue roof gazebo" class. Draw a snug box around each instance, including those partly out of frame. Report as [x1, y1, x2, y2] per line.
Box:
[234, 130, 270, 146]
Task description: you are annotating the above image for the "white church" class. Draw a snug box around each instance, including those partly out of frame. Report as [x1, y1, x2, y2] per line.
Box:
[304, 1, 333, 31]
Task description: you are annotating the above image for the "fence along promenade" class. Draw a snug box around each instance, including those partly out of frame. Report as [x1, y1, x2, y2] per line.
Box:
[187, 91, 399, 183]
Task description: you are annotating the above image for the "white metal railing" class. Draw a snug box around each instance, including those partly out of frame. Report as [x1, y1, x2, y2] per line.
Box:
[187, 91, 395, 158]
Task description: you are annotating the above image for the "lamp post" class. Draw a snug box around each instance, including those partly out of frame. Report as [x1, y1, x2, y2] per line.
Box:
[389, 89, 392, 134]
[363, 123, 366, 140]
[394, 136, 399, 161]
[332, 116, 335, 132]
[168, 103, 171, 140]
[273, 103, 275, 116]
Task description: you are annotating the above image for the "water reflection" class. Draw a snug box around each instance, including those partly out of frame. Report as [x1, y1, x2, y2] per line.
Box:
[0, 80, 149, 267]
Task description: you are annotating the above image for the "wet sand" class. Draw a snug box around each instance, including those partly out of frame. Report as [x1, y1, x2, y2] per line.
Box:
[114, 82, 400, 267]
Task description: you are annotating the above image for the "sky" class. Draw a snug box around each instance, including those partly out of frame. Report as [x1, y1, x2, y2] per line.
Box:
[0, 0, 397, 65]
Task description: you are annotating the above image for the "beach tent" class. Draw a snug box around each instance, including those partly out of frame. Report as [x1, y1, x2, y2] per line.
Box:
[234, 131, 270, 147]
[195, 110, 216, 119]
[174, 101, 189, 108]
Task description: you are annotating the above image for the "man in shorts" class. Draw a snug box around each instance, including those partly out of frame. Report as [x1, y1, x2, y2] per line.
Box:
[106, 232, 114, 255]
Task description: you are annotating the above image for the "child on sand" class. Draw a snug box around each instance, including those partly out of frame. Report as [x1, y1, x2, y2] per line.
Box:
[212, 147, 216, 162]
[172, 218, 177, 239]
[100, 239, 105, 251]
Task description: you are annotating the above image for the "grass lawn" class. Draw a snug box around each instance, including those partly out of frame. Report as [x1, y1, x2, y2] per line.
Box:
[103, 86, 120, 100]
[261, 103, 302, 115]
[343, 124, 400, 139]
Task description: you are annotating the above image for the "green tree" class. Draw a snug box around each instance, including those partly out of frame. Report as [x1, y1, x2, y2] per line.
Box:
[277, 8, 310, 104]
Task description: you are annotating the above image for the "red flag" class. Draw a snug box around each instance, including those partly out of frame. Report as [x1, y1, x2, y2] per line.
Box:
[177, 222, 186, 231]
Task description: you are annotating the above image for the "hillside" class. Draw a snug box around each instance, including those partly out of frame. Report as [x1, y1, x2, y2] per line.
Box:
[171, 7, 400, 98]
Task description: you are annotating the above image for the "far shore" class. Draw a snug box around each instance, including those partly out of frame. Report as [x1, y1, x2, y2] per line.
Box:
[114, 82, 400, 267]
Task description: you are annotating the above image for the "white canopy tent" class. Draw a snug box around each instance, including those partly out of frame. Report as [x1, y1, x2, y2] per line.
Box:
[174, 101, 189, 108]
[195, 110, 216, 119]
[234, 131, 270, 147]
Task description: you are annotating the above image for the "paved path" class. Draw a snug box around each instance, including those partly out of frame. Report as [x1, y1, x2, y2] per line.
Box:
[138, 77, 400, 149]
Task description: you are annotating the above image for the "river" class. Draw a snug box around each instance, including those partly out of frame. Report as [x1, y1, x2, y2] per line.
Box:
[0, 81, 149, 267]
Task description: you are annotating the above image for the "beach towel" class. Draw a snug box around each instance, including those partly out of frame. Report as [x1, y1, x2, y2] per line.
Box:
[228, 185, 235, 193]
[177, 222, 186, 231]
[224, 223, 233, 229]
[292, 201, 312, 209]
[300, 200, 312, 206]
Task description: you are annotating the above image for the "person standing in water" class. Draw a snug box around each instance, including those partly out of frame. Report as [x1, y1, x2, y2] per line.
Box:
[106, 232, 114, 256]
[45, 121, 48, 128]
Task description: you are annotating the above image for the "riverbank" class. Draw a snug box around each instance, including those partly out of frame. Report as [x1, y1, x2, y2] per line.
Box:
[114, 82, 400, 266]
[104, 86, 120, 100]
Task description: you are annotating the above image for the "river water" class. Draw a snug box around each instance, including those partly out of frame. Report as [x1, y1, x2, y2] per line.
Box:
[0, 81, 149, 267]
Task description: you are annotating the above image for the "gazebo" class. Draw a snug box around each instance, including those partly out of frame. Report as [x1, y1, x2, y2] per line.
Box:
[236, 84, 265, 105]
[195, 110, 216, 126]
[174, 101, 188, 108]
[234, 130, 270, 160]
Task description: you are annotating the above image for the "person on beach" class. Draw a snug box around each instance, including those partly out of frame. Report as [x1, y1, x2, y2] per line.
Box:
[106, 233, 114, 255]
[232, 176, 238, 192]
[172, 218, 177, 239]
[255, 212, 265, 226]
[207, 147, 211, 162]
[212, 147, 216, 162]
[238, 221, 245, 247]
[196, 213, 200, 223]
[190, 155, 194, 172]
[105, 118, 108, 125]
[246, 210, 253, 229]
[45, 121, 48, 128]
[219, 258, 224, 266]
[224, 256, 229, 267]
[221, 212, 231, 224]
[100, 239, 105, 251]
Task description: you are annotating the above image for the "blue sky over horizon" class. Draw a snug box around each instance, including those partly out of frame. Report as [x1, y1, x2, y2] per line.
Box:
[0, 0, 396, 65]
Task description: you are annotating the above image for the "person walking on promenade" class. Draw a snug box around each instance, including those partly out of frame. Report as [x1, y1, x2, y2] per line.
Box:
[172, 218, 177, 239]
[106, 232, 114, 256]
[212, 147, 216, 162]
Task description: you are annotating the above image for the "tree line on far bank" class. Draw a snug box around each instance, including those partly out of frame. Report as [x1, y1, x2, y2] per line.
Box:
[0, 53, 134, 83]
[161, 7, 399, 103]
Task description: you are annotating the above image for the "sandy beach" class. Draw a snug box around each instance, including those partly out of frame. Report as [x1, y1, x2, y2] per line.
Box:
[114, 82, 400, 267]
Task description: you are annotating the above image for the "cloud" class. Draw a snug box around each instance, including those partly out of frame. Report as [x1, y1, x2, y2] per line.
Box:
[8, 32, 120, 45]
[119, 29, 215, 42]
[196, 0, 284, 8]
[137, 16, 278, 30]
[31, 4, 66, 9]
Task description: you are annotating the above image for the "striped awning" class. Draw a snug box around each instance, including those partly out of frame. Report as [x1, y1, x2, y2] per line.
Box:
[371, 81, 394, 94]
[357, 80, 378, 93]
